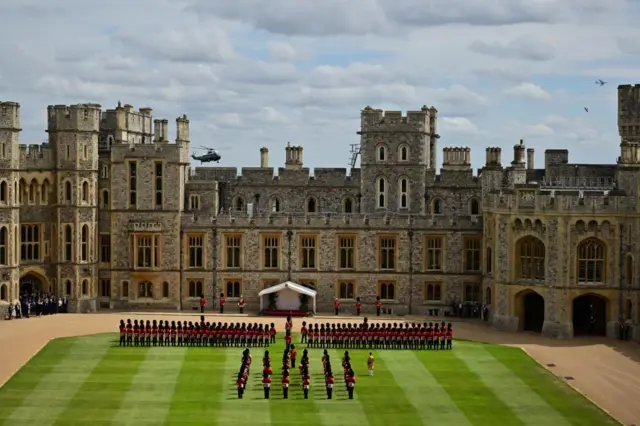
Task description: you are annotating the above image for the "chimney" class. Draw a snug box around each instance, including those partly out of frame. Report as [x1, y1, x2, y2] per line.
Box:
[296, 146, 303, 166]
[161, 119, 168, 142]
[153, 120, 161, 142]
[527, 148, 534, 170]
[512, 139, 526, 168]
[260, 147, 269, 168]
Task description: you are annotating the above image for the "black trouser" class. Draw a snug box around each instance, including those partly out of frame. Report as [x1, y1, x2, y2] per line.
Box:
[347, 387, 354, 399]
[303, 388, 309, 399]
[239, 307, 244, 314]
[264, 386, 270, 399]
[270, 335, 276, 344]
[446, 339, 452, 350]
[119, 336, 125, 346]
[238, 388, 243, 399]
[127, 335, 132, 346]
[200, 306, 204, 313]
[334, 308, 339, 315]
[356, 309, 360, 316]
[327, 387, 333, 399]
[220, 306, 224, 314]
[440, 339, 446, 350]
[291, 358, 296, 369]
[376, 307, 381, 316]
[301, 334, 307, 343]
[283, 387, 289, 399]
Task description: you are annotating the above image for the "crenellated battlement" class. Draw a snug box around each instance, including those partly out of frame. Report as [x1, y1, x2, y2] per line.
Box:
[618, 84, 640, 141]
[18, 143, 55, 169]
[359, 105, 437, 133]
[189, 166, 361, 187]
[181, 212, 481, 230]
[47, 103, 101, 133]
[0, 101, 21, 130]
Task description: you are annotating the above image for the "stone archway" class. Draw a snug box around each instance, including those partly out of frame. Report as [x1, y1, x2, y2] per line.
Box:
[20, 273, 45, 295]
[573, 294, 607, 336]
[516, 290, 545, 332]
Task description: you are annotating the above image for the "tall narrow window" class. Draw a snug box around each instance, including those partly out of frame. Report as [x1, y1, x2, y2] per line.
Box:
[399, 145, 408, 161]
[41, 181, 49, 204]
[81, 225, 89, 261]
[155, 161, 163, 208]
[300, 236, 317, 269]
[83, 145, 88, 159]
[399, 177, 409, 209]
[376, 177, 387, 209]
[102, 190, 109, 208]
[343, 198, 353, 214]
[0, 142, 5, 159]
[379, 236, 396, 270]
[28, 181, 35, 204]
[0, 181, 6, 203]
[100, 234, 111, 262]
[188, 235, 204, 268]
[0, 227, 7, 265]
[65, 181, 72, 202]
[82, 181, 89, 202]
[129, 162, 137, 207]
[464, 237, 482, 272]
[377, 145, 386, 161]
[306, 197, 317, 213]
[136, 236, 152, 268]
[270, 196, 281, 212]
[20, 224, 40, 261]
[226, 235, 242, 268]
[263, 236, 279, 269]
[64, 225, 72, 261]
[190, 194, 200, 210]
[338, 236, 355, 269]
[425, 236, 443, 271]
[100, 279, 111, 297]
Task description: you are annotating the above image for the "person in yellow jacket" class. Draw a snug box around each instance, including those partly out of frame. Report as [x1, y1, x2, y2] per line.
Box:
[367, 352, 375, 376]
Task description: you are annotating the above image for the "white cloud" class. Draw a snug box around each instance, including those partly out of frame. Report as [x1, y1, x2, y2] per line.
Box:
[504, 83, 552, 100]
[0, 0, 635, 167]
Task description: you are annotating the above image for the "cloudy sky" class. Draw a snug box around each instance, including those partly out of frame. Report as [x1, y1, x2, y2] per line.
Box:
[1, 0, 639, 170]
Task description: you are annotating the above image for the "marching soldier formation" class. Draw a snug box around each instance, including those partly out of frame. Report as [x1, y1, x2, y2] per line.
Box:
[303, 320, 454, 350]
[236, 349, 252, 399]
[118, 317, 277, 348]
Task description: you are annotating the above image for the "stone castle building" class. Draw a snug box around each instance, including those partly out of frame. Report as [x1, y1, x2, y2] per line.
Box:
[0, 85, 639, 340]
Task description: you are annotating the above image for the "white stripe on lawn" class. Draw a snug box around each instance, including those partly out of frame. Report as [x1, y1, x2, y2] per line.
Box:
[112, 347, 187, 425]
[379, 351, 472, 426]
[216, 347, 272, 426]
[455, 344, 571, 426]
[314, 350, 369, 426]
[7, 336, 110, 425]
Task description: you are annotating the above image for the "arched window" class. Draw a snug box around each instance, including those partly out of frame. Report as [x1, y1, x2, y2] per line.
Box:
[306, 197, 317, 213]
[626, 255, 633, 287]
[82, 181, 89, 202]
[28, 180, 36, 204]
[376, 177, 387, 209]
[270, 196, 282, 212]
[190, 194, 200, 210]
[470, 198, 480, 215]
[398, 177, 409, 209]
[0, 227, 6, 265]
[379, 282, 395, 300]
[342, 197, 353, 214]
[431, 198, 443, 215]
[577, 238, 606, 284]
[139, 281, 153, 298]
[517, 237, 545, 280]
[0, 181, 7, 203]
[81, 279, 88, 296]
[377, 144, 387, 162]
[64, 225, 72, 261]
[102, 190, 109, 208]
[0, 284, 6, 301]
[41, 180, 49, 204]
[65, 181, 72, 202]
[81, 225, 89, 261]
[233, 196, 245, 212]
[65, 280, 72, 295]
[18, 179, 25, 204]
[485, 247, 492, 274]
[188, 280, 203, 297]
[398, 145, 409, 162]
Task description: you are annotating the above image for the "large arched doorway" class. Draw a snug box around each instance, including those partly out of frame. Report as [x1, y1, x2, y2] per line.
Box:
[573, 294, 607, 336]
[20, 273, 44, 295]
[519, 291, 545, 332]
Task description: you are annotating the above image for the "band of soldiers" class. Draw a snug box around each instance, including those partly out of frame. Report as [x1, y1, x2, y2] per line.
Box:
[301, 320, 454, 350]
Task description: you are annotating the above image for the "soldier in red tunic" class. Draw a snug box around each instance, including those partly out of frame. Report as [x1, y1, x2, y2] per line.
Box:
[269, 323, 276, 345]
[133, 320, 140, 347]
[333, 297, 340, 315]
[446, 323, 453, 350]
[236, 372, 245, 399]
[119, 320, 126, 346]
[262, 370, 271, 399]
[300, 321, 308, 344]
[325, 371, 334, 399]
[126, 319, 133, 346]
[355, 297, 362, 316]
[219, 292, 225, 314]
[302, 369, 311, 399]
[238, 295, 246, 314]
[199, 294, 206, 314]
[375, 296, 382, 316]
[289, 345, 297, 369]
[282, 369, 290, 399]
[145, 320, 152, 347]
[346, 370, 356, 399]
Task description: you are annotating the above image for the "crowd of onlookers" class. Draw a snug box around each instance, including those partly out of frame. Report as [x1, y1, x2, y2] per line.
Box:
[4, 292, 68, 320]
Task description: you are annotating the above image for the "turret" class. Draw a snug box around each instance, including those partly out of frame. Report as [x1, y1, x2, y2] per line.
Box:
[260, 147, 269, 168]
[176, 115, 189, 143]
[618, 84, 640, 142]
[511, 139, 526, 168]
[285, 142, 303, 169]
[0, 101, 21, 131]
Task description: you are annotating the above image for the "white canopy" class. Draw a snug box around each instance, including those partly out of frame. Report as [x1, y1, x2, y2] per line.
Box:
[258, 281, 317, 313]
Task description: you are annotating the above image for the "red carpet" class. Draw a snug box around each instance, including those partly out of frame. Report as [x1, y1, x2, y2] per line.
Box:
[262, 310, 308, 317]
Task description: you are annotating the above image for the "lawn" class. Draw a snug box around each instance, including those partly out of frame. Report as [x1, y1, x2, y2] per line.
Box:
[0, 333, 619, 426]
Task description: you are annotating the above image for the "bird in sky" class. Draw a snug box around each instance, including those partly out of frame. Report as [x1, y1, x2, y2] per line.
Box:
[596, 79, 607, 86]
[584, 107, 589, 112]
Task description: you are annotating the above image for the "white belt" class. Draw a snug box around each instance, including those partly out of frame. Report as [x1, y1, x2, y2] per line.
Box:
[283, 383, 288, 388]
[327, 384, 333, 388]
[348, 383, 354, 388]
[264, 383, 270, 388]
[303, 385, 309, 389]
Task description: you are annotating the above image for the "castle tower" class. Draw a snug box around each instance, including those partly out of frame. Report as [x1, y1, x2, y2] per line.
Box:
[48, 104, 101, 311]
[284, 142, 303, 169]
[358, 105, 431, 214]
[0, 102, 22, 306]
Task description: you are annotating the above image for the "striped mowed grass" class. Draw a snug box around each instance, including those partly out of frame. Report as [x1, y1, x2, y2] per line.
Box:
[0, 333, 619, 426]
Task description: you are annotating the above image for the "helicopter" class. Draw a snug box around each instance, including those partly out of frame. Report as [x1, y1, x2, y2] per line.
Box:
[191, 146, 222, 163]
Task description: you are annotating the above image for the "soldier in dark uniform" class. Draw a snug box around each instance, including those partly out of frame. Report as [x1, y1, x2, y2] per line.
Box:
[170, 321, 177, 346]
[236, 372, 245, 399]
[119, 320, 126, 346]
[146, 320, 152, 347]
[152, 320, 158, 347]
[346, 369, 356, 399]
[133, 320, 140, 347]
[302, 367, 310, 399]
[325, 370, 334, 399]
[177, 321, 183, 347]
[158, 320, 165, 346]
[126, 319, 133, 346]
[262, 370, 271, 399]
[282, 369, 290, 399]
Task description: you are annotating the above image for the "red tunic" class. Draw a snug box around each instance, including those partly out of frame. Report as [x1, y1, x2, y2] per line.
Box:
[237, 377, 245, 389]
[346, 376, 356, 388]
[302, 378, 310, 389]
[282, 377, 290, 387]
[263, 377, 271, 387]
[119, 325, 125, 336]
[375, 300, 381, 309]
[326, 377, 334, 388]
